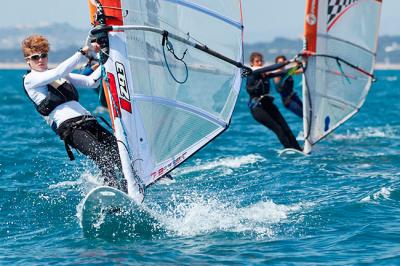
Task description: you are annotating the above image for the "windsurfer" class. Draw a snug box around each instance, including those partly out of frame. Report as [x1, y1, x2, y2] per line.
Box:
[246, 52, 302, 151]
[21, 35, 125, 190]
[273, 55, 303, 118]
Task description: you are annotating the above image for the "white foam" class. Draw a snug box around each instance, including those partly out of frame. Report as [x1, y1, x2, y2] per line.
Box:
[361, 187, 393, 202]
[48, 171, 101, 192]
[385, 76, 398, 82]
[296, 131, 305, 141]
[176, 154, 264, 175]
[48, 180, 82, 189]
[77, 171, 106, 196]
[332, 126, 397, 140]
[356, 164, 372, 169]
[157, 178, 176, 186]
[92, 209, 107, 229]
[38, 194, 50, 201]
[76, 198, 85, 227]
[154, 192, 311, 238]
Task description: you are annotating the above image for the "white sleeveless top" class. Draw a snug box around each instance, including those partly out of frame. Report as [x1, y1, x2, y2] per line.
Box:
[23, 52, 102, 128]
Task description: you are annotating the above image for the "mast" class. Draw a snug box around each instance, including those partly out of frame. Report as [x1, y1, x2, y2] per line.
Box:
[88, 0, 145, 203]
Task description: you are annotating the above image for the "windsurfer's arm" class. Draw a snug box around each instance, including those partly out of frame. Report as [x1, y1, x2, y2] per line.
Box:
[24, 52, 85, 90]
[67, 67, 102, 88]
[294, 67, 303, 75]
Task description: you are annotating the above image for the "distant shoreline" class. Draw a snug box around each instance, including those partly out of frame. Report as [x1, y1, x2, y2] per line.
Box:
[374, 63, 400, 70]
[0, 63, 58, 70]
[0, 63, 28, 70]
[1, 62, 400, 71]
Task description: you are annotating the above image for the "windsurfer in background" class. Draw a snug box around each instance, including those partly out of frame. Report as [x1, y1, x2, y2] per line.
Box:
[21, 35, 125, 191]
[273, 55, 303, 118]
[246, 52, 302, 151]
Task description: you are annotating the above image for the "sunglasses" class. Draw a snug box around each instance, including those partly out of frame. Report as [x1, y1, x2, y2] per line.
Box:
[26, 53, 48, 61]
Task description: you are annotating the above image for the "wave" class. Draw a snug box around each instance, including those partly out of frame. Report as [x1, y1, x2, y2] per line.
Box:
[382, 76, 398, 82]
[296, 131, 305, 141]
[48, 171, 103, 195]
[152, 192, 313, 238]
[331, 126, 398, 141]
[360, 187, 393, 202]
[48, 180, 82, 189]
[175, 154, 265, 175]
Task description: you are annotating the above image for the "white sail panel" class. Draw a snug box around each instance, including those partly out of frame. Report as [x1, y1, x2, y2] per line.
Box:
[99, 32, 146, 202]
[302, 0, 382, 153]
[115, 0, 244, 185]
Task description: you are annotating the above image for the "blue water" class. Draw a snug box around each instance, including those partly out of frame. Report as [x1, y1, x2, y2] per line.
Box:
[1, 69, 400, 264]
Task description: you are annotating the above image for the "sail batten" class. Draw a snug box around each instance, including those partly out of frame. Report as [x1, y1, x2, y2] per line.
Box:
[132, 95, 229, 127]
[317, 34, 376, 55]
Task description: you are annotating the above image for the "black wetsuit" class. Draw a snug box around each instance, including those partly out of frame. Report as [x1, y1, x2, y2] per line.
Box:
[275, 75, 303, 118]
[57, 116, 124, 190]
[246, 74, 301, 150]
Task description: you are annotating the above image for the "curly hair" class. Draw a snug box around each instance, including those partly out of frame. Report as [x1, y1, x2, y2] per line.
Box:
[249, 52, 263, 65]
[21, 35, 50, 58]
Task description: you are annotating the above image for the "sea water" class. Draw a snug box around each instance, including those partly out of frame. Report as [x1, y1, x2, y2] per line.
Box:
[0, 69, 399, 264]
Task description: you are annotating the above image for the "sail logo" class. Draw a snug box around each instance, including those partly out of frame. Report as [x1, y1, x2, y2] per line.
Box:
[306, 14, 317, 26]
[306, 0, 317, 25]
[327, 0, 358, 28]
[115, 62, 132, 113]
[151, 152, 187, 180]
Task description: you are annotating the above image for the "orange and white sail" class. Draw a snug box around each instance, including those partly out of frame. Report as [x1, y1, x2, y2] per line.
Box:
[302, 0, 382, 154]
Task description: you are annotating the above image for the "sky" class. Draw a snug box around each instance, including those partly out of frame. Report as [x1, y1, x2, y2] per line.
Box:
[1, 0, 399, 43]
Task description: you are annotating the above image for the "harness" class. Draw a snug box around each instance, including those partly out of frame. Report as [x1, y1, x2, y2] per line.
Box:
[246, 74, 272, 109]
[248, 94, 275, 110]
[57, 115, 97, 160]
[246, 75, 271, 98]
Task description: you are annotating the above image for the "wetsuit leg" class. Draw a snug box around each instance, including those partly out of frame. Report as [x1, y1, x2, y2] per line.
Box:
[251, 104, 300, 150]
[66, 121, 123, 188]
[286, 94, 303, 118]
[264, 103, 302, 150]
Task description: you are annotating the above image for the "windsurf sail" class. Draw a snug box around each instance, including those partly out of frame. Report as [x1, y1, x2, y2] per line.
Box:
[301, 0, 382, 154]
[87, 0, 245, 203]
